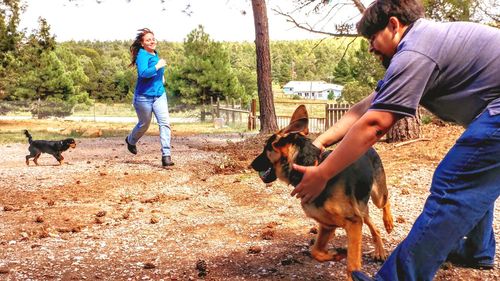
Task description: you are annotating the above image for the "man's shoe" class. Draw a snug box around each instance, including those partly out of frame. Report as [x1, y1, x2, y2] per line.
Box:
[125, 136, 137, 155]
[447, 253, 495, 270]
[352, 271, 374, 281]
[162, 156, 174, 167]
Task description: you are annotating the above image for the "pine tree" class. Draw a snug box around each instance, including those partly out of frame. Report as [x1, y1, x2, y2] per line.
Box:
[170, 25, 248, 105]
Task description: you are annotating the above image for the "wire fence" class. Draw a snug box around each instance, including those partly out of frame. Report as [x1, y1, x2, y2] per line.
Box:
[1, 99, 351, 132]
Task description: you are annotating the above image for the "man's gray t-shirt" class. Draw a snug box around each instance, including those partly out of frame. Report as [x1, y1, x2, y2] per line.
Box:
[370, 18, 500, 127]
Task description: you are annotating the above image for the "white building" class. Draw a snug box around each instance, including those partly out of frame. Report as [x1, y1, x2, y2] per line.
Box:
[282, 81, 343, 100]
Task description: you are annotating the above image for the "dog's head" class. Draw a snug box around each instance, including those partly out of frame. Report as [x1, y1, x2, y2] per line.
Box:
[63, 138, 77, 149]
[251, 105, 319, 186]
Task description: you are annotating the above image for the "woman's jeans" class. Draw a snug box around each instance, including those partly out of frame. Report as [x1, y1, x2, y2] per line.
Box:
[128, 93, 171, 157]
[376, 111, 500, 281]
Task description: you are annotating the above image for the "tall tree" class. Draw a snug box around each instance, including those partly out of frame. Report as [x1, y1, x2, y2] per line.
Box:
[0, 0, 24, 99]
[251, 0, 278, 133]
[334, 40, 385, 104]
[169, 25, 247, 105]
[14, 18, 75, 106]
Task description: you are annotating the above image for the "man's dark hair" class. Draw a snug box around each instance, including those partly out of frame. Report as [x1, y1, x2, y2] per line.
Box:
[356, 0, 425, 39]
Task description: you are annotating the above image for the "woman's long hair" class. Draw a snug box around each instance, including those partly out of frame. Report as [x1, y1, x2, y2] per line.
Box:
[129, 28, 154, 67]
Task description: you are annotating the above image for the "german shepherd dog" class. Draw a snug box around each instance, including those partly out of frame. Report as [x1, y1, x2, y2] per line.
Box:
[24, 130, 76, 166]
[251, 105, 393, 280]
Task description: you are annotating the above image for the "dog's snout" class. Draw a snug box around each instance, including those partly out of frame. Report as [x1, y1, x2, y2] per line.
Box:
[258, 167, 277, 183]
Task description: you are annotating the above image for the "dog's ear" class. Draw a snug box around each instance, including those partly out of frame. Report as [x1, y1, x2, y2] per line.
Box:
[282, 105, 308, 135]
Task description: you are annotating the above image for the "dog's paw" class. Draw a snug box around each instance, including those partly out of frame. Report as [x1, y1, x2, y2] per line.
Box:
[311, 248, 346, 262]
[371, 247, 388, 262]
[371, 240, 388, 262]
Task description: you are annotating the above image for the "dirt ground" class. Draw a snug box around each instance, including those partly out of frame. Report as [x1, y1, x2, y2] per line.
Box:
[0, 122, 498, 281]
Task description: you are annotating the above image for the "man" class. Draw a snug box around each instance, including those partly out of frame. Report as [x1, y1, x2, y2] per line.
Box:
[291, 0, 500, 280]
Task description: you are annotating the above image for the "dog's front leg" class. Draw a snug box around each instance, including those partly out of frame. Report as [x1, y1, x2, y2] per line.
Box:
[55, 153, 64, 165]
[311, 225, 341, 262]
[363, 215, 387, 261]
[345, 220, 363, 281]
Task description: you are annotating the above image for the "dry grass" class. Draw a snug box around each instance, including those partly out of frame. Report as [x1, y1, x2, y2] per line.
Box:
[0, 119, 249, 144]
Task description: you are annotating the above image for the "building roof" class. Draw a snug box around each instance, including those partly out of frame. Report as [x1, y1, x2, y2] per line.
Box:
[283, 81, 343, 92]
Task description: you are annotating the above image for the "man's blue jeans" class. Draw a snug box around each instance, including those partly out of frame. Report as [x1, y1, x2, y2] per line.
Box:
[128, 93, 171, 157]
[376, 111, 500, 281]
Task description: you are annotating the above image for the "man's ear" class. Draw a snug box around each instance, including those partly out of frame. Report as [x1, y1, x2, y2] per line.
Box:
[388, 16, 404, 38]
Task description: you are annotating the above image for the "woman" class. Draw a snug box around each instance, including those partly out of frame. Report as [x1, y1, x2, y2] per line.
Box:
[125, 28, 174, 167]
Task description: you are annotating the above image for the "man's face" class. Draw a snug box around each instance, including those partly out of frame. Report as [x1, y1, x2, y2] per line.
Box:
[369, 20, 400, 69]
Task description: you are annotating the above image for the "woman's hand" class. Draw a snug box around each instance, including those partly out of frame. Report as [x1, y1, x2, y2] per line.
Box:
[155, 59, 166, 70]
[290, 164, 329, 204]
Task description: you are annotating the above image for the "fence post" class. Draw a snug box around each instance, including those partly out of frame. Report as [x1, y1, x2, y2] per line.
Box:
[239, 98, 242, 123]
[201, 102, 206, 122]
[251, 99, 257, 130]
[231, 98, 236, 124]
[324, 103, 329, 131]
[216, 97, 220, 118]
[225, 99, 229, 123]
[36, 98, 41, 119]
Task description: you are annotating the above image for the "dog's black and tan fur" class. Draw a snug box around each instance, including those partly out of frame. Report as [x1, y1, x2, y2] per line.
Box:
[24, 130, 76, 166]
[251, 105, 393, 280]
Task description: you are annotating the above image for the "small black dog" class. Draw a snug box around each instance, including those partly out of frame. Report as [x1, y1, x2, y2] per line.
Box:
[24, 130, 76, 166]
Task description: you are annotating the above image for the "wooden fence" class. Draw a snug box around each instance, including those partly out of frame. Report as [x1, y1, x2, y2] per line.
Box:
[207, 98, 350, 132]
[324, 103, 350, 130]
[205, 97, 252, 128]
[272, 116, 326, 133]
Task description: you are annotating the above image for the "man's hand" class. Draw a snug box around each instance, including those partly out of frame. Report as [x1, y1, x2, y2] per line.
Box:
[291, 164, 329, 204]
[312, 139, 325, 153]
[155, 59, 166, 70]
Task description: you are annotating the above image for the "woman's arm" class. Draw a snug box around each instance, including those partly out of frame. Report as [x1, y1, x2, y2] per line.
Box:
[136, 52, 158, 78]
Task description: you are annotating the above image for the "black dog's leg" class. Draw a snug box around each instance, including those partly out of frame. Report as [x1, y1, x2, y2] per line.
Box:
[26, 147, 39, 166]
[33, 152, 41, 165]
[54, 153, 64, 165]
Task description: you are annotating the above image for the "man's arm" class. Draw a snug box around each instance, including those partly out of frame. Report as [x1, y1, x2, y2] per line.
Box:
[313, 91, 377, 150]
[292, 109, 400, 203]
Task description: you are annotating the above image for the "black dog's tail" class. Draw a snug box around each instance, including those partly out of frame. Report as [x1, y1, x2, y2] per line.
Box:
[24, 130, 33, 144]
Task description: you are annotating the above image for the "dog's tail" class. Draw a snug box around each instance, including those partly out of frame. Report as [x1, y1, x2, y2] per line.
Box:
[24, 130, 33, 144]
[366, 148, 394, 234]
[366, 148, 388, 208]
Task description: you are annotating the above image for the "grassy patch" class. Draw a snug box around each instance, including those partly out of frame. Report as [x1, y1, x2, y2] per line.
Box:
[73, 103, 136, 117]
[171, 122, 251, 136]
[0, 119, 252, 144]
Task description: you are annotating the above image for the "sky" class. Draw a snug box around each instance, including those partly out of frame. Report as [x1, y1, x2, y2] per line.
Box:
[19, 0, 364, 42]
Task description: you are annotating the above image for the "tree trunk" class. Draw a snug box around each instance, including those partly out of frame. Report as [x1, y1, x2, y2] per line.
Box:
[251, 0, 278, 133]
[385, 110, 421, 143]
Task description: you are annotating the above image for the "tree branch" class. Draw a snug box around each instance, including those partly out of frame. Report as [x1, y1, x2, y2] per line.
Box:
[351, 0, 366, 13]
[272, 7, 358, 37]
